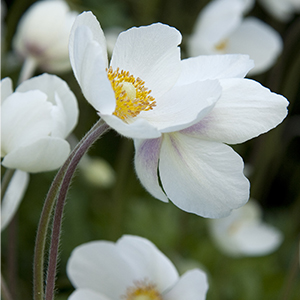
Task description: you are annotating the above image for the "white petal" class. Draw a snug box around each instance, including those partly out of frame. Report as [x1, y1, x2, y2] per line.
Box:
[181, 78, 289, 144]
[117, 235, 179, 292]
[1, 91, 53, 156]
[233, 222, 283, 256]
[176, 54, 253, 85]
[67, 240, 134, 299]
[227, 17, 283, 75]
[134, 138, 168, 202]
[1, 170, 30, 231]
[16, 73, 79, 138]
[2, 137, 70, 173]
[159, 133, 249, 218]
[68, 289, 111, 300]
[69, 11, 108, 71]
[1, 77, 13, 103]
[100, 113, 161, 139]
[69, 24, 116, 114]
[111, 23, 182, 98]
[188, 0, 244, 55]
[140, 80, 221, 132]
[164, 269, 209, 300]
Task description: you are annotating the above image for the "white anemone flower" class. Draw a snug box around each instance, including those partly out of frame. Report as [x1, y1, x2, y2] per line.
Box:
[13, 0, 78, 73]
[188, 0, 283, 75]
[1, 73, 79, 173]
[67, 235, 209, 300]
[69, 11, 288, 218]
[208, 200, 283, 256]
[259, 0, 300, 22]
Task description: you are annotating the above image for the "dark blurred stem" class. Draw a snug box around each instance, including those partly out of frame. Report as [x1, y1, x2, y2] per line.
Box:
[110, 138, 134, 240]
[44, 120, 110, 300]
[1, 169, 16, 200]
[1, 273, 13, 300]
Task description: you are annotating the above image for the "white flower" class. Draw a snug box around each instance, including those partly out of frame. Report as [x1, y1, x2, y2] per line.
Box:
[208, 200, 283, 256]
[1, 170, 29, 231]
[259, 0, 300, 22]
[69, 12, 288, 218]
[1, 73, 79, 173]
[188, 0, 283, 75]
[67, 235, 209, 300]
[13, 0, 78, 72]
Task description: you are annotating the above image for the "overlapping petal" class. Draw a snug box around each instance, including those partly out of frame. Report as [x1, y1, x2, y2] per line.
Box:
[164, 269, 208, 300]
[69, 289, 110, 300]
[182, 78, 289, 144]
[111, 23, 182, 99]
[1, 77, 13, 103]
[1, 170, 30, 231]
[158, 133, 249, 218]
[2, 137, 70, 173]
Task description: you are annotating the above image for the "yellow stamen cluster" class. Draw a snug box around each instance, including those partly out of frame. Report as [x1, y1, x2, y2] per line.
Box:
[107, 67, 156, 121]
[122, 280, 163, 300]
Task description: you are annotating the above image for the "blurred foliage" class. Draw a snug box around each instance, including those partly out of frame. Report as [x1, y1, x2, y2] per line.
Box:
[1, 0, 300, 299]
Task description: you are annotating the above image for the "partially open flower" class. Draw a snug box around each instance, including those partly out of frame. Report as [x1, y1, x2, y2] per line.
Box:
[188, 0, 283, 75]
[13, 0, 78, 72]
[1, 73, 78, 173]
[208, 200, 283, 256]
[67, 235, 209, 300]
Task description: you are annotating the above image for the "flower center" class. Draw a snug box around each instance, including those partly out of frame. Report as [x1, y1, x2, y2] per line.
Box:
[123, 280, 163, 300]
[107, 67, 156, 122]
[215, 39, 228, 52]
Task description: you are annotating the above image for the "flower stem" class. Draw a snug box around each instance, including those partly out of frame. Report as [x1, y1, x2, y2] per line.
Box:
[33, 119, 110, 300]
[1, 273, 13, 300]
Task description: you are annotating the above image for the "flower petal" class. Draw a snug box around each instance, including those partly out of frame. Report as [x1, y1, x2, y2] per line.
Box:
[1, 77, 13, 103]
[1, 90, 53, 156]
[233, 221, 283, 256]
[134, 138, 168, 202]
[1, 170, 30, 231]
[110, 23, 182, 98]
[159, 133, 249, 218]
[100, 113, 161, 139]
[181, 78, 289, 144]
[68, 289, 111, 300]
[16, 73, 79, 138]
[117, 235, 179, 292]
[176, 54, 253, 85]
[140, 80, 221, 132]
[2, 137, 70, 173]
[164, 269, 209, 300]
[227, 17, 283, 75]
[69, 14, 115, 114]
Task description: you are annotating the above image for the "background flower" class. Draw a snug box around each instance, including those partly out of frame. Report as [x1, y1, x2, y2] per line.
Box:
[67, 235, 209, 300]
[1, 73, 78, 172]
[188, 0, 283, 75]
[12, 0, 78, 73]
[208, 200, 283, 256]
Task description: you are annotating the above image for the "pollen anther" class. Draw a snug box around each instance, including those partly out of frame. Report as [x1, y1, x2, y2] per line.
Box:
[107, 67, 156, 121]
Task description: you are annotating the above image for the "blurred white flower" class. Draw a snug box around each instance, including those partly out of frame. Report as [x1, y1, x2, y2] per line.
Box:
[67, 235, 209, 300]
[13, 0, 78, 73]
[208, 200, 283, 257]
[188, 0, 283, 75]
[69, 11, 288, 218]
[259, 0, 300, 22]
[1, 170, 29, 231]
[1, 73, 79, 173]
